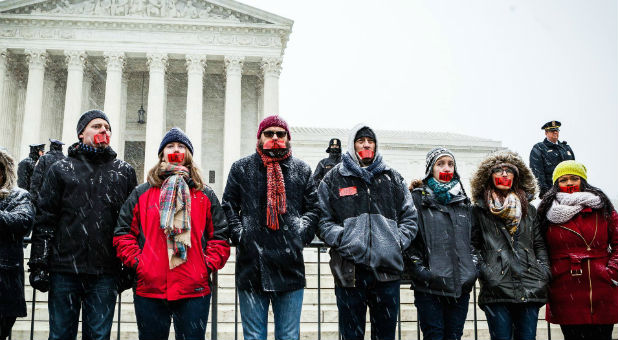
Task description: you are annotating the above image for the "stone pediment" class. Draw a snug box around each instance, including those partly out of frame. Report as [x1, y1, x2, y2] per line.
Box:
[0, 0, 291, 25]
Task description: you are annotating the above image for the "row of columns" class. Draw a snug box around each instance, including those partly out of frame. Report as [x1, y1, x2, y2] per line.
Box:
[0, 49, 282, 179]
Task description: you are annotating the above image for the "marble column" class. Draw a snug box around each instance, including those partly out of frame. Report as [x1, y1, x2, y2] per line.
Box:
[20, 49, 48, 159]
[62, 50, 86, 145]
[103, 51, 125, 151]
[261, 57, 282, 117]
[118, 73, 128, 160]
[0, 49, 10, 149]
[185, 54, 206, 165]
[11, 71, 27, 157]
[222, 56, 243, 183]
[143, 53, 168, 178]
[81, 67, 93, 112]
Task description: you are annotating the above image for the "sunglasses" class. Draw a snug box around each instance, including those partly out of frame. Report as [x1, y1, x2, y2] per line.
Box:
[262, 130, 287, 138]
[492, 168, 515, 175]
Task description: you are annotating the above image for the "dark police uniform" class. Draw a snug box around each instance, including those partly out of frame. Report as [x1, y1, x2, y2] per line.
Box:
[529, 121, 575, 196]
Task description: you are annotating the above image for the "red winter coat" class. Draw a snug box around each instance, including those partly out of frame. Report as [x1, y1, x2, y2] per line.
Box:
[113, 183, 230, 301]
[545, 208, 618, 324]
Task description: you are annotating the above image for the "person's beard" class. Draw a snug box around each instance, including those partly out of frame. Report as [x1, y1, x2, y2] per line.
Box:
[258, 140, 291, 158]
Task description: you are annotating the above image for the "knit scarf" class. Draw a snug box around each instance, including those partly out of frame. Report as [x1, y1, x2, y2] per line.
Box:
[427, 177, 459, 204]
[341, 152, 386, 184]
[487, 191, 522, 235]
[546, 192, 603, 224]
[257, 148, 291, 230]
[159, 163, 192, 269]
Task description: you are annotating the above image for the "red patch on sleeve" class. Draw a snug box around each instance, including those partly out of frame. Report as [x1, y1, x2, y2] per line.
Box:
[339, 186, 357, 197]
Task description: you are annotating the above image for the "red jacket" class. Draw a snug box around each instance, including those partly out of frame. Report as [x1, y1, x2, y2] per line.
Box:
[545, 209, 618, 324]
[113, 183, 230, 301]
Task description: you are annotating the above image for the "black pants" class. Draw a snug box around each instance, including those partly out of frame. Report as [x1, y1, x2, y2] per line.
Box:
[560, 324, 614, 340]
[0, 317, 16, 340]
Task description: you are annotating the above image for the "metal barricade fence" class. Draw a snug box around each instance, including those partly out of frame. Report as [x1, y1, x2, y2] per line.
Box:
[14, 238, 557, 340]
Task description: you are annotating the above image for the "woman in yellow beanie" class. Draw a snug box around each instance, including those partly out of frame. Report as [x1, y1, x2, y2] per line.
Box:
[537, 160, 618, 340]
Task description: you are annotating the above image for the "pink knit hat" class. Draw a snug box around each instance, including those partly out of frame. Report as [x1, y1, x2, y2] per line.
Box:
[256, 115, 291, 140]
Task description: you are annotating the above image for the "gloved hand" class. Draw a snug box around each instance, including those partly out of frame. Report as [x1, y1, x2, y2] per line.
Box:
[29, 267, 50, 292]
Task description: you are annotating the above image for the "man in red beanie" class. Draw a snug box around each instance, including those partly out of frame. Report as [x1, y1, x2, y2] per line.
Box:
[223, 115, 318, 340]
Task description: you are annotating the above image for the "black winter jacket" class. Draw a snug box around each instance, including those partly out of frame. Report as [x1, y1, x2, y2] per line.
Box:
[17, 157, 36, 190]
[29, 150, 66, 205]
[318, 162, 418, 287]
[311, 153, 341, 184]
[0, 188, 34, 317]
[406, 186, 477, 298]
[222, 152, 319, 292]
[29, 144, 137, 276]
[529, 138, 575, 196]
[471, 202, 550, 306]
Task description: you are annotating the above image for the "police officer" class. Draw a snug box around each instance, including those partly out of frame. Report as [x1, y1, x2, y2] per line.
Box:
[311, 138, 342, 183]
[529, 120, 575, 197]
[17, 143, 45, 190]
[29, 139, 66, 205]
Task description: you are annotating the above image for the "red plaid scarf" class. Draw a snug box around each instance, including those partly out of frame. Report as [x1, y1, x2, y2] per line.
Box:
[256, 148, 291, 230]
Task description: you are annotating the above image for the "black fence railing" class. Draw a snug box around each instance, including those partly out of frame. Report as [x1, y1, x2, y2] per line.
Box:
[13, 239, 558, 340]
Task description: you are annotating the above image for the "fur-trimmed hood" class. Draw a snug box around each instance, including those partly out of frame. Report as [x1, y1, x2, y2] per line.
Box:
[470, 150, 538, 203]
[0, 149, 16, 198]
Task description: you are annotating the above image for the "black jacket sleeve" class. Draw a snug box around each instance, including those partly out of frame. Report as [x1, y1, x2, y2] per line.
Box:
[0, 190, 34, 236]
[299, 167, 319, 246]
[405, 191, 432, 282]
[311, 159, 326, 184]
[29, 157, 47, 203]
[29, 165, 62, 269]
[222, 162, 243, 246]
[529, 144, 549, 194]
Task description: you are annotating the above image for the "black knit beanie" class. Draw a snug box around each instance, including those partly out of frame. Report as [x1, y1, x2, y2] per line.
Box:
[354, 127, 375, 141]
[76, 110, 111, 137]
[158, 127, 194, 155]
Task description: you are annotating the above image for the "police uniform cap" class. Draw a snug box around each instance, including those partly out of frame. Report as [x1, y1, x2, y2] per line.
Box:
[49, 138, 65, 145]
[541, 120, 561, 131]
[29, 143, 45, 150]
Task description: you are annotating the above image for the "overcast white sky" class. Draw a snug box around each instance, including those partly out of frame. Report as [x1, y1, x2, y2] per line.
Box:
[242, 0, 618, 200]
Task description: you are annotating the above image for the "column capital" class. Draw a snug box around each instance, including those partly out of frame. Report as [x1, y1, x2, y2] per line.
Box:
[24, 49, 48, 70]
[185, 54, 207, 75]
[261, 57, 282, 78]
[0, 48, 9, 65]
[147, 53, 168, 73]
[65, 50, 87, 71]
[104, 51, 125, 73]
[224, 55, 244, 76]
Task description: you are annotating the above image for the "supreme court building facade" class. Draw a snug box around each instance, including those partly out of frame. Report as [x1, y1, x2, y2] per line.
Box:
[0, 0, 291, 194]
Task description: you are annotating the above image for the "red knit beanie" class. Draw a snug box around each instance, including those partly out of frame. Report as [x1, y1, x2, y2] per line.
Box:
[257, 115, 291, 140]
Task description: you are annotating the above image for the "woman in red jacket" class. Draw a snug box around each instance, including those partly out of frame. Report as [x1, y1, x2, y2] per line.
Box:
[113, 127, 230, 340]
[538, 160, 618, 340]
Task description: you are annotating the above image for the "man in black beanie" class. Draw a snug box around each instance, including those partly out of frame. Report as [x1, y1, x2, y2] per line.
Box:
[29, 139, 66, 205]
[17, 143, 45, 190]
[311, 138, 343, 183]
[29, 109, 137, 340]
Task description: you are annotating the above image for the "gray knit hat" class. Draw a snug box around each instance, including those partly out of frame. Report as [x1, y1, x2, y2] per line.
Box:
[424, 147, 458, 181]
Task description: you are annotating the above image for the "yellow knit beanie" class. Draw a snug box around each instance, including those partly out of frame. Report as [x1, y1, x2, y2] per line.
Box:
[552, 160, 587, 184]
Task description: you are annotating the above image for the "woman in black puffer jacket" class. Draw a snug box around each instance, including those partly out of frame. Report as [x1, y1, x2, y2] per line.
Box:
[470, 150, 550, 340]
[0, 149, 35, 340]
[406, 147, 477, 340]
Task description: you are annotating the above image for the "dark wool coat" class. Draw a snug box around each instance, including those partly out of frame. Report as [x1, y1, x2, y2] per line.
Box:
[29, 144, 137, 276]
[529, 138, 575, 196]
[222, 152, 319, 292]
[470, 151, 550, 306]
[114, 183, 230, 301]
[17, 157, 36, 190]
[545, 209, 618, 325]
[29, 150, 66, 205]
[406, 186, 477, 298]
[311, 153, 341, 184]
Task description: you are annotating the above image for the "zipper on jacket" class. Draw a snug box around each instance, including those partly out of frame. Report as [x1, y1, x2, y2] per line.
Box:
[588, 260, 593, 315]
[556, 226, 592, 251]
[367, 186, 372, 268]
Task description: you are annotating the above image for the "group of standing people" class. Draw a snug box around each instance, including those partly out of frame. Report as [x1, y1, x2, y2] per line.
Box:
[0, 112, 616, 340]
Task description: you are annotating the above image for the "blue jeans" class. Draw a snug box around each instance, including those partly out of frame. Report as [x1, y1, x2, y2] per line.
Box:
[483, 303, 541, 340]
[48, 273, 117, 340]
[237, 288, 304, 340]
[133, 294, 211, 340]
[335, 266, 400, 340]
[414, 291, 470, 340]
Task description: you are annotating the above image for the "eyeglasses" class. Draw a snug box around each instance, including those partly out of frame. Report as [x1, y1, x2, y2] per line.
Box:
[492, 168, 515, 175]
[262, 130, 287, 138]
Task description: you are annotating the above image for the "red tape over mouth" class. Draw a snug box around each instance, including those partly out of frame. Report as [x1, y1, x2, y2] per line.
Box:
[93, 133, 110, 144]
[559, 185, 580, 193]
[167, 153, 185, 164]
[494, 177, 512, 187]
[438, 172, 454, 182]
[263, 140, 287, 150]
[357, 150, 374, 160]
